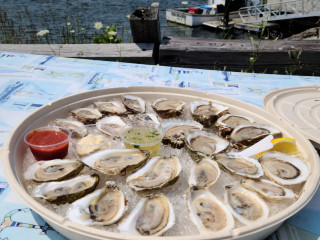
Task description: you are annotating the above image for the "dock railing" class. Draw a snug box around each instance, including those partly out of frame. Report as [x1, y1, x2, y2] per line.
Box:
[239, 0, 320, 23]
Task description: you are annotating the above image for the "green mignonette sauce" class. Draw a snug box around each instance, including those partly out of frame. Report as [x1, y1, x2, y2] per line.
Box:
[123, 127, 162, 157]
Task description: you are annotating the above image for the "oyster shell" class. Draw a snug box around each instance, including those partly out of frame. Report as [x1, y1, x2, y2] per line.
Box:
[259, 151, 310, 185]
[190, 101, 229, 127]
[188, 158, 220, 188]
[128, 113, 161, 125]
[24, 159, 84, 182]
[32, 174, 99, 204]
[230, 123, 282, 149]
[161, 119, 203, 148]
[96, 116, 126, 138]
[71, 108, 102, 124]
[151, 98, 185, 118]
[94, 101, 127, 115]
[123, 95, 146, 113]
[118, 194, 175, 236]
[215, 114, 255, 138]
[225, 185, 269, 225]
[186, 187, 234, 233]
[54, 119, 87, 137]
[185, 131, 229, 162]
[241, 179, 296, 201]
[81, 149, 150, 175]
[126, 155, 182, 191]
[67, 181, 127, 226]
[216, 154, 264, 179]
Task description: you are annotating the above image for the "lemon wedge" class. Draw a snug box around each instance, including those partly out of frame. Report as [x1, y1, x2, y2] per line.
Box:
[256, 137, 299, 158]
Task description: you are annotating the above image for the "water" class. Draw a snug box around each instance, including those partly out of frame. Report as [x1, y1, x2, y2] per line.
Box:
[0, 0, 249, 43]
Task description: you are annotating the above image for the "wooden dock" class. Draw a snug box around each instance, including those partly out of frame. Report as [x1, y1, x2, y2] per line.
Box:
[233, 21, 279, 32]
[231, 17, 279, 32]
[1, 37, 320, 75]
[203, 17, 279, 32]
[0, 43, 155, 64]
[159, 37, 320, 75]
[202, 20, 231, 30]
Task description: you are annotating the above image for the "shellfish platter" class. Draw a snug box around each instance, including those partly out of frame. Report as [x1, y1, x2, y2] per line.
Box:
[14, 87, 318, 239]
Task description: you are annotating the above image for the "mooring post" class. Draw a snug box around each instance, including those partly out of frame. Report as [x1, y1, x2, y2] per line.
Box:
[129, 8, 161, 44]
[129, 7, 161, 64]
[223, 0, 231, 27]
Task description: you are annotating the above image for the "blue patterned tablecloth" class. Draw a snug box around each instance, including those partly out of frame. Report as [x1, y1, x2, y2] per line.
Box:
[0, 51, 319, 240]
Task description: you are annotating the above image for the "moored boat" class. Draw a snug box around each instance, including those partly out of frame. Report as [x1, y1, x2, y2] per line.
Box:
[166, 0, 246, 27]
[166, 7, 239, 26]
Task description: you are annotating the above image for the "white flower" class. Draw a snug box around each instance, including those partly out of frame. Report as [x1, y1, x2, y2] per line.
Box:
[81, 27, 85, 31]
[151, 2, 159, 7]
[109, 36, 114, 40]
[181, 1, 188, 5]
[109, 31, 117, 36]
[37, 29, 49, 36]
[70, 29, 75, 33]
[67, 22, 71, 26]
[94, 22, 103, 30]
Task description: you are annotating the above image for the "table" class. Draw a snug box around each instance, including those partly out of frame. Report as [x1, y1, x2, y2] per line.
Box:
[0, 51, 319, 240]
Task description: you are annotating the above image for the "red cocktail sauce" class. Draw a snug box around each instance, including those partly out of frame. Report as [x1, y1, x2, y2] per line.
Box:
[26, 130, 69, 160]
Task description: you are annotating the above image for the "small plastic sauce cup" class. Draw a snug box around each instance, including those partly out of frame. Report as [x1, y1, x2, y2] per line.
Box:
[24, 126, 71, 160]
[120, 121, 164, 157]
[70, 124, 114, 157]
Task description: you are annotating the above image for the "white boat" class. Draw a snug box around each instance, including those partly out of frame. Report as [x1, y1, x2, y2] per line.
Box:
[166, 8, 240, 26]
[166, 0, 243, 27]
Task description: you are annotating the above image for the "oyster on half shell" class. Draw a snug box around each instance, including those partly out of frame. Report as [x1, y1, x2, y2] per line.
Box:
[128, 113, 161, 125]
[186, 187, 234, 234]
[188, 158, 220, 188]
[81, 149, 150, 175]
[185, 131, 229, 162]
[67, 181, 127, 226]
[94, 101, 127, 115]
[24, 159, 84, 182]
[225, 185, 269, 225]
[151, 98, 185, 118]
[259, 151, 310, 185]
[32, 174, 99, 204]
[216, 154, 264, 179]
[241, 178, 296, 201]
[71, 108, 102, 124]
[190, 101, 229, 127]
[118, 194, 175, 236]
[215, 114, 255, 138]
[123, 95, 146, 113]
[230, 123, 281, 149]
[161, 119, 203, 148]
[96, 116, 126, 138]
[54, 119, 87, 137]
[126, 155, 182, 191]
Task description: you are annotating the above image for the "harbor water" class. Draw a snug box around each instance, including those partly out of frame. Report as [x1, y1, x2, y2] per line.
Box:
[0, 0, 250, 43]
